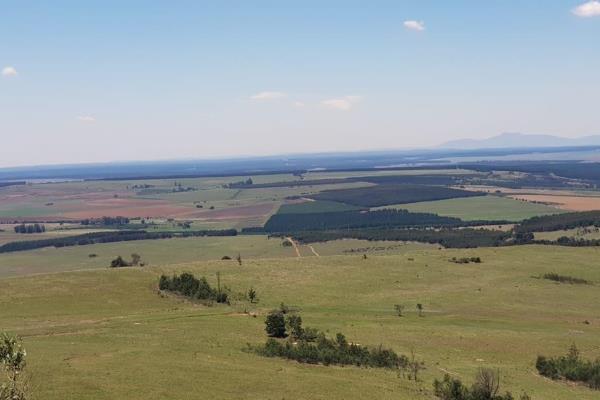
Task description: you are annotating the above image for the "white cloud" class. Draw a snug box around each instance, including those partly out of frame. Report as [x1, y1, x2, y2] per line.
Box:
[2, 66, 18, 77]
[293, 101, 305, 108]
[250, 91, 287, 100]
[572, 1, 600, 17]
[403, 20, 425, 31]
[76, 116, 96, 122]
[320, 96, 362, 111]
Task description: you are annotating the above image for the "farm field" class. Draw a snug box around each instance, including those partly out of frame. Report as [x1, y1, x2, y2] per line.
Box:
[383, 195, 562, 221]
[534, 226, 600, 241]
[0, 176, 372, 226]
[507, 194, 600, 212]
[1, 245, 599, 399]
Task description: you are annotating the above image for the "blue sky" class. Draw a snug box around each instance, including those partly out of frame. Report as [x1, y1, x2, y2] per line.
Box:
[1, 1, 600, 167]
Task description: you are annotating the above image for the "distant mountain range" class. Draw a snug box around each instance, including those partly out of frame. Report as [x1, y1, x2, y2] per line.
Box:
[440, 133, 600, 149]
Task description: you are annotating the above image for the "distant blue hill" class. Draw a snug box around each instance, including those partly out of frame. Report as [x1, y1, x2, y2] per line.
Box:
[440, 132, 600, 149]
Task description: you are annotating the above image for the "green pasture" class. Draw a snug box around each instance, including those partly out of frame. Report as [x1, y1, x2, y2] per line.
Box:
[1, 245, 599, 399]
[380, 195, 562, 221]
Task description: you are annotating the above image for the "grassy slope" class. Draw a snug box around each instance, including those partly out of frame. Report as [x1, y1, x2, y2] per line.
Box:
[383, 195, 562, 221]
[1, 245, 600, 399]
[0, 236, 294, 278]
[0, 236, 437, 279]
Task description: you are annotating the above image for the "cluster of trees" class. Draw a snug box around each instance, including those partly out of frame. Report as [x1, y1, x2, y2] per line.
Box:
[542, 273, 590, 285]
[110, 253, 142, 268]
[80, 216, 130, 226]
[291, 228, 512, 249]
[255, 310, 409, 370]
[0, 229, 237, 254]
[0, 181, 25, 188]
[450, 257, 482, 264]
[159, 272, 229, 304]
[224, 178, 253, 188]
[13, 224, 45, 234]
[264, 209, 468, 233]
[0, 333, 28, 400]
[536, 345, 600, 389]
[309, 184, 484, 208]
[433, 369, 530, 400]
[516, 211, 600, 233]
[538, 236, 600, 247]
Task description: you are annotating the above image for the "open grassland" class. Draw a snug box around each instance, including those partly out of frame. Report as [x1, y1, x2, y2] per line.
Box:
[384, 195, 562, 221]
[1, 246, 600, 399]
[0, 236, 436, 279]
[0, 235, 296, 278]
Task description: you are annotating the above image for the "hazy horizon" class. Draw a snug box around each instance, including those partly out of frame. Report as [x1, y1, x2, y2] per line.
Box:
[2, 1, 600, 168]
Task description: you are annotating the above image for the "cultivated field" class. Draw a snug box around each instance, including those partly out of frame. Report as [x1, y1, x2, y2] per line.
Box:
[386, 195, 562, 221]
[507, 194, 600, 212]
[1, 245, 599, 399]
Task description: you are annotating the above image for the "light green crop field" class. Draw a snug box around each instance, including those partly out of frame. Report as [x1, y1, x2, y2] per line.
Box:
[380, 195, 562, 221]
[1, 245, 599, 399]
[534, 226, 600, 241]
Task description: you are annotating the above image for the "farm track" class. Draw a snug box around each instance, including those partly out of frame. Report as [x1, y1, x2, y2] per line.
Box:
[285, 236, 301, 257]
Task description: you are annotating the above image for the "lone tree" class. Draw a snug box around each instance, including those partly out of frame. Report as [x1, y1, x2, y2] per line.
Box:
[247, 287, 257, 303]
[0, 333, 28, 400]
[131, 253, 141, 266]
[265, 311, 286, 338]
[416, 303, 424, 317]
[394, 304, 405, 317]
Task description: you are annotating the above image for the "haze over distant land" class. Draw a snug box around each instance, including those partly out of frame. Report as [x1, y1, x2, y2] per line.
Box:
[1, 2, 600, 168]
[440, 133, 600, 149]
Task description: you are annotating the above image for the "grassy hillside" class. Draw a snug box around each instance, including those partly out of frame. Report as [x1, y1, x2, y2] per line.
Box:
[2, 246, 599, 399]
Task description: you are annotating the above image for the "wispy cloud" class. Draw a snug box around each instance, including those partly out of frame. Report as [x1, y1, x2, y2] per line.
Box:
[403, 20, 425, 31]
[2, 66, 18, 77]
[293, 101, 305, 108]
[573, 1, 600, 17]
[76, 116, 96, 123]
[320, 96, 362, 111]
[250, 91, 287, 100]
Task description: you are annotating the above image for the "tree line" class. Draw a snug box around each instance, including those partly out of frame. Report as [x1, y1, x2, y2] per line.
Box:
[264, 209, 467, 232]
[515, 210, 600, 233]
[288, 228, 513, 249]
[0, 229, 237, 254]
[252, 308, 411, 371]
[13, 224, 45, 234]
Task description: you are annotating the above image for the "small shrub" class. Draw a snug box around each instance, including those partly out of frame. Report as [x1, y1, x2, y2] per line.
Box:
[394, 304, 405, 317]
[542, 273, 590, 285]
[433, 369, 527, 400]
[247, 287, 257, 303]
